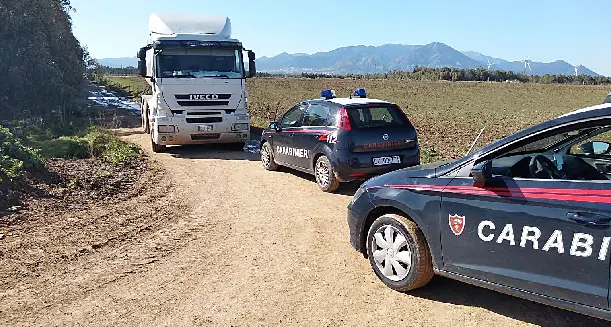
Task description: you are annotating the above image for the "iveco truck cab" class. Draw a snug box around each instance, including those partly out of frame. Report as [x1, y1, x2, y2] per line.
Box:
[137, 13, 256, 152]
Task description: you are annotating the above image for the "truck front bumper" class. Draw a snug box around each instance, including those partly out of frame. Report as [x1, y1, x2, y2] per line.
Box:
[152, 116, 251, 145]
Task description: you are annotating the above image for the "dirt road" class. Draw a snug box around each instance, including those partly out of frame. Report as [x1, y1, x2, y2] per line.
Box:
[4, 129, 608, 326]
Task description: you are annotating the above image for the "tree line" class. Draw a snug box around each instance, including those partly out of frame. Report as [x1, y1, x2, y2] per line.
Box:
[280, 68, 611, 85]
[0, 0, 89, 126]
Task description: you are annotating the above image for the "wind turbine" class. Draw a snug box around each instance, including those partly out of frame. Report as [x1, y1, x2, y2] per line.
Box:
[574, 64, 582, 76]
[522, 54, 532, 75]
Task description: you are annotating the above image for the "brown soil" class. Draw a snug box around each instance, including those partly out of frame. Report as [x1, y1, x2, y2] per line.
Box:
[0, 128, 608, 327]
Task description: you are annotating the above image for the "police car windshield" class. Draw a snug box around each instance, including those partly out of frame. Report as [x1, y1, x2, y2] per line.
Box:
[347, 105, 409, 128]
[505, 126, 601, 155]
[157, 48, 244, 79]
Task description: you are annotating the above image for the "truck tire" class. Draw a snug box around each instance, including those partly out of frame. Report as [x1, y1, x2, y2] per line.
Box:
[260, 142, 278, 171]
[366, 213, 434, 292]
[151, 138, 166, 153]
[314, 155, 340, 192]
[142, 102, 150, 134]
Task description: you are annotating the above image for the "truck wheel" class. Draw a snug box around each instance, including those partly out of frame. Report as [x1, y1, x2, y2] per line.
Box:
[142, 102, 150, 134]
[366, 213, 434, 292]
[260, 142, 278, 171]
[314, 155, 340, 192]
[151, 138, 166, 153]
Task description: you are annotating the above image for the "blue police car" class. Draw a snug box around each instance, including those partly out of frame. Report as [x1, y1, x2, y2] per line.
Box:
[260, 89, 420, 192]
[348, 102, 611, 321]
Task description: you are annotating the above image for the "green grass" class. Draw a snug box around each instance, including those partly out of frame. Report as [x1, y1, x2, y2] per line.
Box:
[104, 75, 610, 162]
[96, 75, 151, 101]
[37, 126, 141, 164]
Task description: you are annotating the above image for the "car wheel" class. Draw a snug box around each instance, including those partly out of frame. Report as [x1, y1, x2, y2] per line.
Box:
[151, 138, 166, 153]
[366, 213, 434, 291]
[260, 142, 278, 171]
[315, 155, 340, 192]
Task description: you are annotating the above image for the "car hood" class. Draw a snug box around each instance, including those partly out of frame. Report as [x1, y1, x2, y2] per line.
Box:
[363, 159, 455, 187]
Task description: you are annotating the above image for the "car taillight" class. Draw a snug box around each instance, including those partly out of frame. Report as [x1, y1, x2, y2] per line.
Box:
[337, 107, 351, 131]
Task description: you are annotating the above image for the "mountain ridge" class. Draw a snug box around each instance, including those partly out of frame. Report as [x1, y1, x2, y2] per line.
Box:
[97, 42, 599, 76]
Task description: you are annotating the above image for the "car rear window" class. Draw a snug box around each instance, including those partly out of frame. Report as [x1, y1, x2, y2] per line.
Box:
[346, 105, 410, 128]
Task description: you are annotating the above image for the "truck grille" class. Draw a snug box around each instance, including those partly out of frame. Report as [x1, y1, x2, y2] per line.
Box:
[186, 117, 222, 124]
[175, 94, 231, 100]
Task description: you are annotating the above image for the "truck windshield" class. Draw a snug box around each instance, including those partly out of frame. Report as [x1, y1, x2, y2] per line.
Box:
[157, 48, 244, 79]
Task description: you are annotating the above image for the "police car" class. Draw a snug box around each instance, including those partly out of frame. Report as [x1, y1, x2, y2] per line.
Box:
[348, 102, 611, 321]
[259, 89, 420, 192]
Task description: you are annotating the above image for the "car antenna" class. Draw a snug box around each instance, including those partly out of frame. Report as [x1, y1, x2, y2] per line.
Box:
[465, 126, 486, 156]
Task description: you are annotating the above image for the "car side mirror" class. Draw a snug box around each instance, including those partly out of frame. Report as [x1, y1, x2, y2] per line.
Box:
[581, 141, 610, 155]
[269, 121, 281, 132]
[471, 160, 492, 187]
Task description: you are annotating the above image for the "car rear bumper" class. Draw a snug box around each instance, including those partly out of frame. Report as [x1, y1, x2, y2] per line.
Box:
[333, 148, 420, 182]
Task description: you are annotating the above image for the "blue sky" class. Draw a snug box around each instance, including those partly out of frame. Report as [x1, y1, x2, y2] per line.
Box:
[70, 0, 611, 75]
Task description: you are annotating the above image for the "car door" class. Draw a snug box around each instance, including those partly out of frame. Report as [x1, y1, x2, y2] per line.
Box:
[274, 103, 306, 167]
[292, 102, 333, 171]
[439, 120, 611, 310]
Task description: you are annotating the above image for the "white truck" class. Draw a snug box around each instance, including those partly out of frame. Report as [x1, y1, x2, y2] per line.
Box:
[137, 13, 256, 152]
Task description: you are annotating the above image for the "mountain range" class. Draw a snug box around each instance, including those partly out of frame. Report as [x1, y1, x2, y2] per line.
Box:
[97, 42, 599, 76]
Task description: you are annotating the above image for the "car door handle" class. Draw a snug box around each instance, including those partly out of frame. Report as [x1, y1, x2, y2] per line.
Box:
[567, 212, 611, 226]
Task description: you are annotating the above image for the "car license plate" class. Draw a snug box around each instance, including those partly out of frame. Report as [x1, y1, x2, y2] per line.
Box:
[197, 125, 214, 132]
[372, 156, 401, 166]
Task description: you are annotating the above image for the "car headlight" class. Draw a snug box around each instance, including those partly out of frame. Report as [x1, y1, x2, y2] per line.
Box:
[232, 123, 249, 131]
[158, 125, 175, 133]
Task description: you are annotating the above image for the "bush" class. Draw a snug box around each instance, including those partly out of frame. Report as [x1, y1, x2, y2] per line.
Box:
[0, 126, 44, 184]
[85, 127, 141, 164]
[38, 136, 89, 159]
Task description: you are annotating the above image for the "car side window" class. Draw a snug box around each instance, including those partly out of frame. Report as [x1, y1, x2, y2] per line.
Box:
[281, 104, 305, 129]
[569, 129, 611, 158]
[482, 123, 611, 181]
[326, 107, 338, 127]
[302, 104, 330, 127]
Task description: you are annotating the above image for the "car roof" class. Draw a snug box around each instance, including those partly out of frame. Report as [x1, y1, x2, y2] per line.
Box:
[321, 97, 392, 106]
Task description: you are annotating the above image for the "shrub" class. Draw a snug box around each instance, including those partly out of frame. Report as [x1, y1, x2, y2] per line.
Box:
[38, 136, 89, 159]
[0, 125, 44, 184]
[85, 127, 141, 164]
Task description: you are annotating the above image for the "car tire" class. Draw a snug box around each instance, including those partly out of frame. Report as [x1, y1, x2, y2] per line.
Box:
[151, 138, 166, 153]
[315, 155, 340, 193]
[260, 142, 278, 171]
[142, 102, 150, 134]
[366, 213, 434, 292]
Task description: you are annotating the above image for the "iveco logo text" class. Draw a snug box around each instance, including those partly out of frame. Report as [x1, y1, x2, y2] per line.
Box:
[190, 94, 219, 100]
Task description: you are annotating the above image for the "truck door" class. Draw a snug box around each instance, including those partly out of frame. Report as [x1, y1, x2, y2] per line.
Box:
[274, 104, 305, 167]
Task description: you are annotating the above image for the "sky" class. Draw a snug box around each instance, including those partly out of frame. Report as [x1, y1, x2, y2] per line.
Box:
[70, 0, 611, 75]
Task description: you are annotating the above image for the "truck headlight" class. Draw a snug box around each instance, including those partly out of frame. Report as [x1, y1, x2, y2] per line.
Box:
[232, 123, 249, 131]
[235, 114, 249, 121]
[158, 125, 175, 133]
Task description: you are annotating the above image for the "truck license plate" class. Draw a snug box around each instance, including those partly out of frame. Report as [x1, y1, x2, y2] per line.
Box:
[372, 156, 401, 166]
[197, 125, 214, 132]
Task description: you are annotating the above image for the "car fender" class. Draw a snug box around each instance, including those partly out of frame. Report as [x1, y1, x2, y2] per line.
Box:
[366, 185, 444, 269]
[311, 143, 335, 169]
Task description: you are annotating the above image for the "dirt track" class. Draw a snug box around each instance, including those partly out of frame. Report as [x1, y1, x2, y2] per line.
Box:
[3, 128, 609, 327]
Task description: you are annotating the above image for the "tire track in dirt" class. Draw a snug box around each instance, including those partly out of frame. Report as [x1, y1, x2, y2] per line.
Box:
[12, 129, 609, 327]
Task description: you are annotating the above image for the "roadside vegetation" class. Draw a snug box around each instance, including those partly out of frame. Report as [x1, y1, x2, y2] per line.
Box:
[0, 1, 142, 211]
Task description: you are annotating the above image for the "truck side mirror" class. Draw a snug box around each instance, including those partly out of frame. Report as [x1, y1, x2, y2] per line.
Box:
[138, 60, 147, 77]
[471, 160, 492, 187]
[247, 50, 256, 78]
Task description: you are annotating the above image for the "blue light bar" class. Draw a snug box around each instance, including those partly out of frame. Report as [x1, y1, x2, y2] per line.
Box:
[354, 88, 367, 98]
[321, 89, 336, 99]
